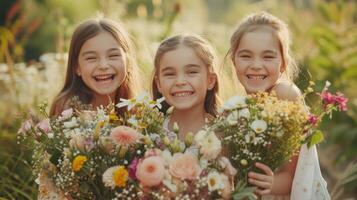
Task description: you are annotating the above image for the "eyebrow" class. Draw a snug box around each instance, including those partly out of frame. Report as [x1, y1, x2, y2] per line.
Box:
[81, 48, 121, 57]
[160, 66, 175, 73]
[237, 49, 278, 54]
[185, 64, 201, 69]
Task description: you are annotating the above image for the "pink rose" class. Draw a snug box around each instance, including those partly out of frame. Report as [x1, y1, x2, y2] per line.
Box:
[169, 152, 202, 180]
[36, 119, 51, 134]
[110, 126, 142, 145]
[136, 156, 165, 187]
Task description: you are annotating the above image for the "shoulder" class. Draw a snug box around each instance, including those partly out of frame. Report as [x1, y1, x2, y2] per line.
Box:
[272, 81, 302, 102]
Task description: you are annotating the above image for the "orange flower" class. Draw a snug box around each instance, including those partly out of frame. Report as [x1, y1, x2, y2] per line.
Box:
[72, 155, 87, 172]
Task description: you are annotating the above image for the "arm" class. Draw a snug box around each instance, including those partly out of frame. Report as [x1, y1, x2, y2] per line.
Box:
[272, 82, 302, 102]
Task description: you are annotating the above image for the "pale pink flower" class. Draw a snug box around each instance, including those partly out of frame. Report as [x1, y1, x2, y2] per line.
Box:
[169, 152, 202, 180]
[59, 108, 73, 120]
[36, 119, 51, 134]
[69, 134, 86, 152]
[110, 126, 142, 145]
[136, 156, 165, 187]
[18, 120, 32, 135]
[144, 148, 162, 158]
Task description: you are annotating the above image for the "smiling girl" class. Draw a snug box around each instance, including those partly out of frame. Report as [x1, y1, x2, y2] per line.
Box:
[151, 34, 219, 140]
[227, 12, 330, 200]
[39, 17, 139, 199]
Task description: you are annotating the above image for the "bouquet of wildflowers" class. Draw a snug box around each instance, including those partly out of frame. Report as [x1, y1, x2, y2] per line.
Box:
[18, 93, 256, 200]
[211, 81, 348, 185]
[133, 122, 255, 200]
[18, 93, 166, 199]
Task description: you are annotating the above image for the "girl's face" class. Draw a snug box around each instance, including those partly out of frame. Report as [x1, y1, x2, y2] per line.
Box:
[234, 29, 284, 94]
[156, 46, 216, 112]
[77, 31, 126, 99]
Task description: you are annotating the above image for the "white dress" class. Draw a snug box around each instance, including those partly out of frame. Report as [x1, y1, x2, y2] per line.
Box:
[262, 144, 330, 200]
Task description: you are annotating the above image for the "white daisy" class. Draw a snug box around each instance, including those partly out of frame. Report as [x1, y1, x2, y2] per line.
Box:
[250, 119, 267, 133]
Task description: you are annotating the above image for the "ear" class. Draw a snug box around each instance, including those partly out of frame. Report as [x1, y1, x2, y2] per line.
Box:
[280, 61, 286, 74]
[76, 66, 81, 76]
[155, 76, 162, 93]
[207, 73, 217, 90]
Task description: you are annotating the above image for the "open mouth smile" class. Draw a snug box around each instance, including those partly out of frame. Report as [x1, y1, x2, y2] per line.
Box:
[247, 75, 267, 80]
[93, 74, 115, 82]
[171, 91, 194, 97]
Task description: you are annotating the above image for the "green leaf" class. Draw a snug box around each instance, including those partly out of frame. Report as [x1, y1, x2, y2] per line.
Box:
[308, 130, 324, 148]
[232, 180, 257, 200]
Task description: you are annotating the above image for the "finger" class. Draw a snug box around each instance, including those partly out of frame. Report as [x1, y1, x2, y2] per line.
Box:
[256, 188, 271, 196]
[248, 172, 272, 182]
[248, 178, 271, 189]
[255, 162, 274, 176]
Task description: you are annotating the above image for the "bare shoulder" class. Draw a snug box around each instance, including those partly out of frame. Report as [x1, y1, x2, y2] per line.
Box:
[272, 82, 302, 102]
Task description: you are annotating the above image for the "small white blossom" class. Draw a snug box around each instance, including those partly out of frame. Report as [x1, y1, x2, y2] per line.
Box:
[250, 119, 267, 133]
[238, 108, 250, 119]
[207, 171, 225, 191]
[63, 117, 78, 129]
[221, 95, 247, 111]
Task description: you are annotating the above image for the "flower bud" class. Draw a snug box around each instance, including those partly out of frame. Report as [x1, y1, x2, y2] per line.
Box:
[184, 132, 194, 147]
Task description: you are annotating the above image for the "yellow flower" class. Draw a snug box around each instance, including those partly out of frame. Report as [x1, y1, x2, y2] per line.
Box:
[72, 155, 87, 172]
[113, 166, 129, 187]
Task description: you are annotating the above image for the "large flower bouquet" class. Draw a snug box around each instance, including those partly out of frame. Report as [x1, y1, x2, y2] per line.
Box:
[18, 93, 166, 199]
[18, 93, 256, 200]
[135, 125, 255, 200]
[211, 81, 348, 184]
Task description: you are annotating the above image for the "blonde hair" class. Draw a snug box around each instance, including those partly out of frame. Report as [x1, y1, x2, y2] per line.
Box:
[50, 18, 140, 116]
[151, 34, 220, 116]
[228, 12, 299, 81]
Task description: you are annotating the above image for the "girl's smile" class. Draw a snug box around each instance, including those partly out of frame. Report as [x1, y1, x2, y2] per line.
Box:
[77, 32, 127, 98]
[234, 27, 283, 94]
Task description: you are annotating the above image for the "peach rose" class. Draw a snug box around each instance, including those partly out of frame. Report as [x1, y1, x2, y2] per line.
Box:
[136, 156, 165, 187]
[169, 152, 202, 180]
[110, 126, 141, 145]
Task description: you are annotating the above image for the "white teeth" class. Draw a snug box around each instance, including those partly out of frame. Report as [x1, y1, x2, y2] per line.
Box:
[173, 92, 193, 97]
[94, 74, 114, 81]
[247, 75, 266, 80]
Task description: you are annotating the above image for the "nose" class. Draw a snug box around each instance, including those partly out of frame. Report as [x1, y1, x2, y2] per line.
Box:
[98, 58, 109, 70]
[175, 74, 187, 86]
[251, 59, 264, 70]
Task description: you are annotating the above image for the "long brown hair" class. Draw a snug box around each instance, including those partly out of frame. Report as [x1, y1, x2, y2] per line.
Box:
[151, 34, 220, 116]
[50, 18, 139, 116]
[227, 12, 299, 82]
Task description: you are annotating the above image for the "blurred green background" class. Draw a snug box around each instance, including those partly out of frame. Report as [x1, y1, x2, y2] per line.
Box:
[0, 0, 356, 199]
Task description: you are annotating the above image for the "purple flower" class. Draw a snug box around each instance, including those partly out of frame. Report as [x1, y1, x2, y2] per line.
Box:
[128, 158, 139, 180]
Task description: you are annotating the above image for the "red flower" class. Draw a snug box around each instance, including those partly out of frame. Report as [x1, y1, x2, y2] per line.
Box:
[308, 114, 318, 127]
[334, 92, 348, 111]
